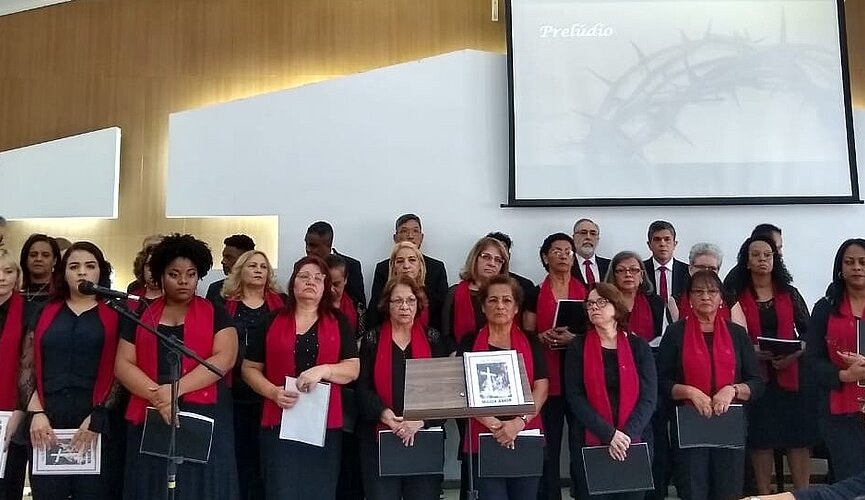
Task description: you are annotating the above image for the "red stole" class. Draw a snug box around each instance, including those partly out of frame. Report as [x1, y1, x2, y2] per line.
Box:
[225, 292, 285, 317]
[628, 293, 655, 342]
[0, 293, 25, 410]
[681, 314, 735, 397]
[583, 330, 640, 445]
[463, 324, 541, 453]
[417, 308, 429, 329]
[126, 297, 217, 424]
[827, 297, 865, 414]
[373, 320, 431, 433]
[739, 288, 799, 391]
[453, 281, 478, 343]
[536, 275, 587, 396]
[677, 295, 731, 322]
[261, 312, 344, 428]
[33, 300, 118, 408]
[338, 293, 358, 331]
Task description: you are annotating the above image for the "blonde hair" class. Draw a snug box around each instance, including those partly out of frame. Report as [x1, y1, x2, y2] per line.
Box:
[0, 249, 23, 290]
[387, 241, 427, 285]
[459, 237, 510, 282]
[221, 250, 281, 299]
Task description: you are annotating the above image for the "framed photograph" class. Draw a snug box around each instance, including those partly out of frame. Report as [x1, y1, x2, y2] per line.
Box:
[464, 350, 525, 408]
[32, 429, 101, 475]
[0, 411, 11, 479]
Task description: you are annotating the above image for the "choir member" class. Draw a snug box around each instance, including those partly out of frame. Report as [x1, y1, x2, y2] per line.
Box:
[604, 251, 665, 343]
[723, 224, 784, 294]
[486, 232, 536, 304]
[326, 253, 361, 333]
[672, 243, 732, 323]
[0, 250, 28, 500]
[522, 233, 587, 500]
[805, 238, 865, 481]
[357, 274, 450, 499]
[205, 234, 256, 306]
[115, 234, 239, 500]
[19, 233, 60, 305]
[126, 234, 164, 295]
[571, 218, 610, 287]
[728, 236, 816, 494]
[220, 249, 284, 500]
[657, 270, 764, 500]
[22, 241, 122, 499]
[241, 255, 359, 500]
[368, 214, 448, 330]
[643, 221, 688, 303]
[458, 274, 548, 499]
[304, 221, 366, 309]
[564, 283, 657, 500]
[442, 236, 510, 346]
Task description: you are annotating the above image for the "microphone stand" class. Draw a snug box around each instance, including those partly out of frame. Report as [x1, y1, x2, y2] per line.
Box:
[104, 299, 224, 500]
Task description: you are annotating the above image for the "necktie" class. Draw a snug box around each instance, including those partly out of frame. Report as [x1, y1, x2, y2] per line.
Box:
[584, 261, 596, 285]
[659, 265, 669, 303]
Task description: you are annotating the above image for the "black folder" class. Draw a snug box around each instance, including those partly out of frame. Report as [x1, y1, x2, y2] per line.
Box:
[675, 404, 745, 449]
[378, 429, 444, 476]
[757, 336, 802, 357]
[581, 443, 654, 495]
[478, 432, 544, 478]
[553, 299, 588, 341]
[140, 407, 214, 464]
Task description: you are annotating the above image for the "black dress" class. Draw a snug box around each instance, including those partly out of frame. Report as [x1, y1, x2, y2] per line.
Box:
[120, 306, 239, 500]
[0, 298, 28, 500]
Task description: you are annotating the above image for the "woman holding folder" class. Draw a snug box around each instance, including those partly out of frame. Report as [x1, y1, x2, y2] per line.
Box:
[356, 274, 451, 500]
[564, 282, 657, 500]
[657, 270, 764, 500]
[728, 236, 815, 494]
[241, 255, 359, 500]
[458, 274, 548, 500]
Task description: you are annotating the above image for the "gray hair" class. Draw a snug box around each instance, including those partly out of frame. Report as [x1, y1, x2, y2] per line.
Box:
[689, 242, 723, 267]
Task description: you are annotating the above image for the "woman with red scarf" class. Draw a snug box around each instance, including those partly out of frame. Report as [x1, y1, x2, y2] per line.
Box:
[522, 232, 586, 500]
[728, 236, 815, 494]
[356, 274, 450, 499]
[564, 283, 657, 500]
[805, 238, 865, 482]
[219, 249, 284, 500]
[657, 270, 763, 500]
[605, 251, 665, 344]
[22, 242, 122, 499]
[458, 274, 548, 499]
[241, 255, 359, 500]
[115, 234, 239, 500]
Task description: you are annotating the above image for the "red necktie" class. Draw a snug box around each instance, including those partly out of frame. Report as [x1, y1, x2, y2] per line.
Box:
[659, 265, 669, 303]
[584, 261, 596, 285]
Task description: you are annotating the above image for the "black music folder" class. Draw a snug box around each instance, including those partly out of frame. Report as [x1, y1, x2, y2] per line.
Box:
[675, 404, 745, 449]
[553, 299, 588, 339]
[140, 407, 214, 464]
[582, 443, 654, 495]
[757, 336, 802, 357]
[378, 428, 444, 476]
[478, 431, 544, 478]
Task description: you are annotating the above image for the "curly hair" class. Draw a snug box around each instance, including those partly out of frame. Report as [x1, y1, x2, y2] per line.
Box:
[51, 241, 112, 300]
[730, 235, 793, 296]
[19, 233, 60, 287]
[147, 234, 213, 287]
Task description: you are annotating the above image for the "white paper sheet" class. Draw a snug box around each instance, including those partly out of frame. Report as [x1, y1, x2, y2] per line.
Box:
[278, 376, 331, 447]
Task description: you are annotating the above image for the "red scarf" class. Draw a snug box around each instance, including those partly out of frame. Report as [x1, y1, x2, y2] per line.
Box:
[583, 330, 640, 445]
[463, 324, 542, 453]
[34, 300, 118, 408]
[338, 293, 358, 330]
[261, 311, 344, 428]
[453, 280, 478, 343]
[677, 295, 731, 322]
[224, 292, 285, 317]
[681, 314, 736, 397]
[536, 275, 587, 396]
[629, 293, 655, 342]
[827, 296, 865, 415]
[126, 297, 217, 424]
[373, 320, 431, 433]
[0, 293, 25, 410]
[739, 288, 799, 391]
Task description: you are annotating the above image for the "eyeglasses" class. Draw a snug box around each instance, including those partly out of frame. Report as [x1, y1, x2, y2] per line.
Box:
[549, 249, 573, 258]
[575, 230, 599, 237]
[389, 297, 418, 307]
[296, 272, 327, 284]
[614, 267, 642, 276]
[585, 298, 610, 310]
[479, 253, 506, 265]
[690, 288, 721, 297]
[691, 265, 719, 273]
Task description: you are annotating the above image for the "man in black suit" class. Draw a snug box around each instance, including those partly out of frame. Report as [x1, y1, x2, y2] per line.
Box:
[205, 234, 256, 305]
[305, 220, 366, 309]
[643, 220, 689, 303]
[367, 214, 447, 329]
[571, 218, 610, 285]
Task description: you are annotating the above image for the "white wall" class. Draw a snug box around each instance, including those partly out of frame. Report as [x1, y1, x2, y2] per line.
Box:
[168, 49, 863, 310]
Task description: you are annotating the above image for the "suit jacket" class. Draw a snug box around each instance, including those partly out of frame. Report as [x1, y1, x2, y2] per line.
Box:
[205, 278, 226, 307]
[334, 249, 366, 309]
[366, 254, 448, 330]
[571, 256, 611, 285]
[643, 258, 689, 299]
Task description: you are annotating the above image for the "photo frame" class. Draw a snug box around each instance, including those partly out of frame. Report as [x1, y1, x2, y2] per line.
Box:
[32, 429, 101, 475]
[464, 350, 525, 408]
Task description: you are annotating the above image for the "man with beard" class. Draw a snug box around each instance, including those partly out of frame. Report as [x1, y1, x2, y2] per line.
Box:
[571, 218, 610, 286]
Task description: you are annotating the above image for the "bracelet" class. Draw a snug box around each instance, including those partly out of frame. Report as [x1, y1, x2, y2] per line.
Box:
[30, 410, 46, 416]
[732, 384, 740, 399]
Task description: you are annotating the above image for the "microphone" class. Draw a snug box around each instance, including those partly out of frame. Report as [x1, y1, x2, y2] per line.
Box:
[78, 281, 141, 301]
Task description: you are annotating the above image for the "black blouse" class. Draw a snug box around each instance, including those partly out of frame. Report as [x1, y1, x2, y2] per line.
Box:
[228, 301, 271, 402]
[39, 304, 105, 394]
[245, 312, 358, 372]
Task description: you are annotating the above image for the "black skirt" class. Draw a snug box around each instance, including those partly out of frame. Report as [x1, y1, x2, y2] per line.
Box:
[260, 427, 342, 500]
[747, 376, 819, 449]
